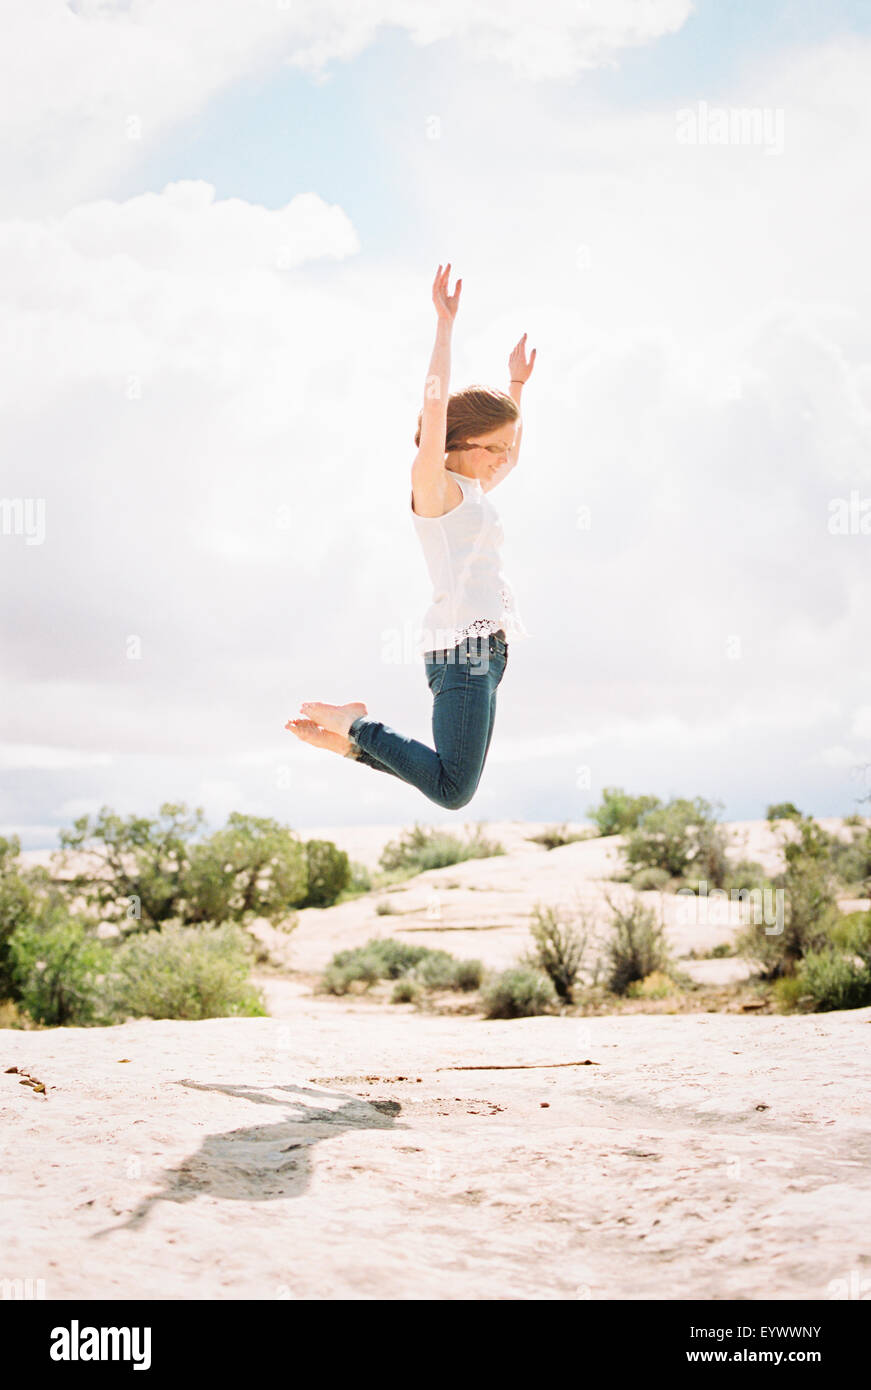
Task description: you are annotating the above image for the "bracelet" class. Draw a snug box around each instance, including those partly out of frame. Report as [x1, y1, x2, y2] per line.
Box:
[510, 379, 525, 384]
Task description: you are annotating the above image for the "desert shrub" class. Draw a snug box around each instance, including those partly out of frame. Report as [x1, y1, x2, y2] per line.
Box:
[766, 802, 803, 822]
[775, 948, 871, 1013]
[378, 821, 504, 875]
[391, 978, 420, 1004]
[451, 958, 484, 991]
[623, 796, 729, 885]
[688, 815, 732, 888]
[601, 894, 671, 995]
[630, 866, 672, 892]
[772, 974, 810, 1012]
[828, 909, 871, 966]
[526, 824, 591, 850]
[347, 861, 372, 894]
[735, 815, 840, 978]
[826, 822, 871, 894]
[481, 967, 557, 1019]
[9, 913, 114, 1026]
[356, 938, 432, 978]
[588, 788, 662, 838]
[375, 899, 399, 915]
[320, 937, 482, 995]
[626, 970, 675, 1000]
[299, 838, 351, 908]
[522, 902, 590, 1003]
[721, 859, 771, 895]
[1, 837, 42, 1000]
[104, 920, 266, 1020]
[320, 938, 429, 992]
[412, 949, 461, 990]
[320, 948, 385, 994]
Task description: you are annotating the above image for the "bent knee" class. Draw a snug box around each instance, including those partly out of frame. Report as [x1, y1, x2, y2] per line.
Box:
[441, 783, 477, 811]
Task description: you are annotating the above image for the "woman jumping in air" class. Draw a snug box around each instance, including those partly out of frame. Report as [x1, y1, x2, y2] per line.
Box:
[285, 263, 536, 808]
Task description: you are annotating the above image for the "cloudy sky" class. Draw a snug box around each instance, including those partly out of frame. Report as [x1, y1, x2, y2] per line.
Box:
[2, 0, 870, 848]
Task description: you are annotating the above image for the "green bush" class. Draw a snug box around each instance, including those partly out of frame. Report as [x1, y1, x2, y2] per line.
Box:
[300, 838, 350, 908]
[320, 937, 483, 996]
[623, 796, 729, 885]
[522, 902, 589, 1003]
[626, 970, 675, 1000]
[630, 866, 672, 892]
[9, 913, 114, 1026]
[181, 814, 310, 922]
[481, 967, 557, 1019]
[451, 958, 484, 991]
[391, 978, 420, 1004]
[826, 823, 871, 894]
[526, 824, 592, 850]
[378, 821, 504, 874]
[375, 899, 399, 915]
[766, 802, 802, 822]
[355, 938, 432, 978]
[735, 815, 840, 978]
[320, 950, 384, 994]
[588, 788, 662, 838]
[829, 909, 871, 965]
[721, 858, 771, 895]
[1, 836, 40, 1001]
[347, 861, 372, 894]
[775, 948, 871, 1013]
[601, 894, 671, 995]
[412, 949, 462, 990]
[104, 920, 266, 1020]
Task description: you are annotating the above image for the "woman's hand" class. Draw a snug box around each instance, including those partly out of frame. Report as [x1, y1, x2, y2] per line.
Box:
[508, 332, 536, 384]
[433, 262, 462, 323]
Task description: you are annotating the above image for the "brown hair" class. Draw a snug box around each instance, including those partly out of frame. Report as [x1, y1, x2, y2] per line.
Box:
[414, 383, 519, 452]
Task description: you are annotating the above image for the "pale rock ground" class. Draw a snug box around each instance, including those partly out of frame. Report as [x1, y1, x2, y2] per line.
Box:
[3, 818, 870, 1300]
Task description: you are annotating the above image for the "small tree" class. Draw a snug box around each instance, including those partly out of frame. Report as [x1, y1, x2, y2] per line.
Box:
[300, 838, 350, 908]
[57, 802, 205, 928]
[55, 804, 313, 931]
[181, 814, 309, 923]
[1, 837, 79, 1005]
[10, 913, 113, 1026]
[588, 788, 662, 838]
[623, 796, 729, 886]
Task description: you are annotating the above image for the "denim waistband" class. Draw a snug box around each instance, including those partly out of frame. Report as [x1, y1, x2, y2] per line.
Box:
[424, 629, 507, 661]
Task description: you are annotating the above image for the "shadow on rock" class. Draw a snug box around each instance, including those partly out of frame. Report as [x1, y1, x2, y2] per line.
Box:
[91, 1080, 404, 1237]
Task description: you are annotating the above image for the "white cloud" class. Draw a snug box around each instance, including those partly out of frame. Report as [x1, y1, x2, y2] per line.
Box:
[1, 0, 693, 213]
[851, 707, 871, 740]
[0, 745, 113, 770]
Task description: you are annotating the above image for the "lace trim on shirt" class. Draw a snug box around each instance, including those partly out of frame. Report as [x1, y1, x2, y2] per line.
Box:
[424, 589, 523, 651]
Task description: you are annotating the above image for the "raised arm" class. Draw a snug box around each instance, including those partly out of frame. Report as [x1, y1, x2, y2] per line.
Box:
[481, 332, 537, 493]
[411, 264, 462, 517]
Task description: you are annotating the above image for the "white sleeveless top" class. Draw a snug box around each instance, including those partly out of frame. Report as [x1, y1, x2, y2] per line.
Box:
[410, 468, 531, 656]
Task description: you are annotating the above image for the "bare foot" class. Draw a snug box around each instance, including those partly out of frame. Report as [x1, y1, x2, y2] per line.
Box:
[285, 718, 353, 757]
[298, 700, 367, 738]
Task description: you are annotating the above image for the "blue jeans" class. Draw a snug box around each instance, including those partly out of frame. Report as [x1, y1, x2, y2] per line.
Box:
[346, 629, 509, 809]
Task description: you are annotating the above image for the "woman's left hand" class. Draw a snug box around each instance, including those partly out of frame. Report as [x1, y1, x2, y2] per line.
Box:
[508, 333, 536, 384]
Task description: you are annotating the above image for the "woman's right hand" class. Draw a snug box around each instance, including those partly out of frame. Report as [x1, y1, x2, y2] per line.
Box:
[433, 262, 461, 323]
